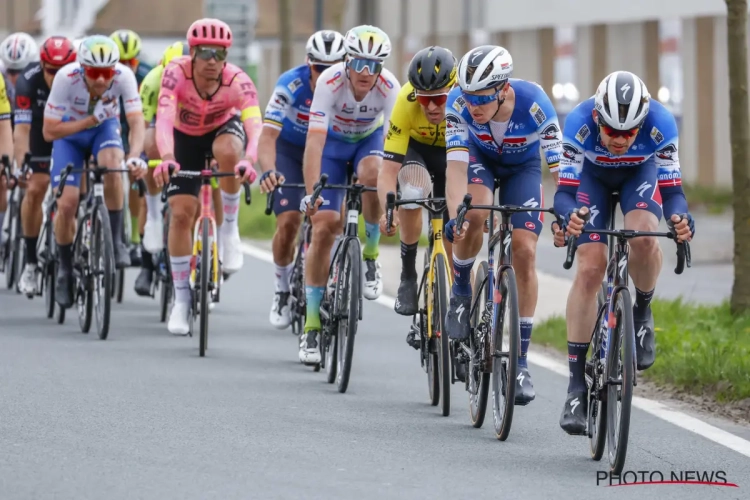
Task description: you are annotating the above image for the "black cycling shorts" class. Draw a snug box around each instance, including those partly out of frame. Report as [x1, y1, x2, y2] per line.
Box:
[400, 139, 446, 198]
[28, 155, 52, 175]
[167, 116, 247, 198]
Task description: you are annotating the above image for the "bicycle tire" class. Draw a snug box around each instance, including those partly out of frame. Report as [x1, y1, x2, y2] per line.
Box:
[12, 205, 25, 293]
[420, 251, 439, 406]
[76, 213, 93, 334]
[4, 200, 17, 289]
[434, 253, 451, 417]
[115, 268, 124, 303]
[325, 317, 338, 383]
[607, 287, 635, 475]
[45, 226, 55, 319]
[159, 207, 172, 323]
[469, 261, 490, 428]
[336, 238, 361, 394]
[159, 262, 172, 323]
[93, 204, 114, 340]
[587, 303, 608, 461]
[56, 296, 66, 324]
[492, 266, 520, 441]
[199, 220, 210, 357]
[15, 237, 26, 295]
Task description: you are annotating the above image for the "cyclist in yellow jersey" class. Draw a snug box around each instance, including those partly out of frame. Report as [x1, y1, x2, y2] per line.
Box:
[0, 74, 14, 251]
[377, 46, 457, 315]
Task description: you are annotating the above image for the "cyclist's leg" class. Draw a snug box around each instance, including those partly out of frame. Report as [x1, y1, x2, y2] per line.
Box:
[269, 138, 305, 328]
[165, 128, 205, 335]
[50, 136, 86, 308]
[212, 117, 246, 274]
[355, 128, 386, 300]
[497, 159, 545, 403]
[93, 119, 129, 269]
[559, 163, 610, 434]
[135, 124, 161, 296]
[620, 159, 663, 370]
[19, 158, 51, 294]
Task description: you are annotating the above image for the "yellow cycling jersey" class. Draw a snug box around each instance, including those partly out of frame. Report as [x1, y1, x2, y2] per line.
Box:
[383, 82, 445, 163]
[0, 74, 11, 121]
[139, 65, 164, 123]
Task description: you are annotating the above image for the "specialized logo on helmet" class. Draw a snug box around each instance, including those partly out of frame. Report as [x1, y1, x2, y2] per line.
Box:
[620, 82, 631, 100]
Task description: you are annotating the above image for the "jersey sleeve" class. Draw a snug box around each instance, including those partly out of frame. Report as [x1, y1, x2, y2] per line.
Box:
[649, 110, 688, 217]
[445, 90, 470, 163]
[380, 72, 401, 130]
[263, 76, 294, 130]
[553, 112, 588, 218]
[118, 64, 143, 116]
[43, 70, 69, 122]
[532, 89, 563, 173]
[155, 61, 182, 158]
[383, 85, 412, 163]
[139, 67, 162, 122]
[308, 72, 334, 134]
[231, 70, 262, 160]
[12, 73, 31, 124]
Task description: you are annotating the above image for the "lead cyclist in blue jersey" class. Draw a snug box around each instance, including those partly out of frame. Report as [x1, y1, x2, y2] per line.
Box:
[444, 45, 563, 405]
[552, 71, 694, 435]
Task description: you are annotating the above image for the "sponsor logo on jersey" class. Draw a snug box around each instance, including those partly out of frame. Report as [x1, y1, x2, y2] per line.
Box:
[593, 155, 646, 167]
[452, 96, 465, 112]
[575, 124, 590, 143]
[650, 126, 664, 145]
[656, 144, 677, 161]
[471, 177, 483, 184]
[16, 96, 30, 109]
[503, 137, 527, 149]
[296, 112, 309, 121]
[446, 114, 461, 128]
[525, 221, 536, 230]
[529, 102, 546, 126]
[379, 75, 394, 89]
[274, 93, 289, 106]
[636, 201, 648, 209]
[540, 123, 559, 140]
[546, 151, 560, 165]
[590, 233, 601, 241]
[474, 131, 495, 146]
[389, 122, 402, 135]
[562, 143, 581, 160]
[341, 102, 355, 114]
[310, 111, 325, 117]
[287, 78, 303, 92]
[326, 71, 342, 85]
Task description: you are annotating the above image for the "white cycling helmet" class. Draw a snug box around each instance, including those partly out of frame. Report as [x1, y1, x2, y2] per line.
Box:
[78, 35, 119, 67]
[0, 32, 39, 70]
[343, 25, 391, 60]
[594, 71, 650, 130]
[457, 45, 513, 92]
[306, 30, 346, 63]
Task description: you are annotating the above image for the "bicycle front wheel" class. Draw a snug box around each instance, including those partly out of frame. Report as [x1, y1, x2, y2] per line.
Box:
[44, 225, 55, 319]
[199, 220, 210, 357]
[335, 239, 361, 394]
[4, 201, 18, 289]
[469, 261, 490, 428]
[93, 204, 114, 339]
[433, 253, 451, 417]
[75, 213, 93, 334]
[492, 266, 520, 441]
[607, 287, 635, 475]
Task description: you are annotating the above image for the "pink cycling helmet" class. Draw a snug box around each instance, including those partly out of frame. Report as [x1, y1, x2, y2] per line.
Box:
[187, 18, 233, 48]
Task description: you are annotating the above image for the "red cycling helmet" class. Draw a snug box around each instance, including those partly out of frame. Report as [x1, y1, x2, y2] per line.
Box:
[40, 36, 76, 66]
[187, 18, 233, 48]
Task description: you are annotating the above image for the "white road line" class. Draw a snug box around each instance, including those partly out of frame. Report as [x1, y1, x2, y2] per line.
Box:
[241, 242, 750, 459]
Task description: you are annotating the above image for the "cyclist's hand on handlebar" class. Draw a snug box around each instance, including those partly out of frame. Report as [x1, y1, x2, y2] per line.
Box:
[379, 212, 399, 237]
[234, 159, 257, 184]
[300, 194, 324, 216]
[670, 213, 694, 242]
[126, 157, 148, 180]
[551, 220, 566, 247]
[259, 170, 284, 194]
[154, 159, 180, 188]
[565, 206, 589, 237]
[445, 218, 469, 243]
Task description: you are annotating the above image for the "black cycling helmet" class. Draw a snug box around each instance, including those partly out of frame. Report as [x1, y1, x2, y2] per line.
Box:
[408, 46, 457, 91]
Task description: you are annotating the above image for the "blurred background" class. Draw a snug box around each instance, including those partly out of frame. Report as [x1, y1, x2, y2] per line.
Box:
[0, 0, 741, 190]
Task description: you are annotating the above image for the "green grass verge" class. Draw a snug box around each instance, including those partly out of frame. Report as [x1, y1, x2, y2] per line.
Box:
[238, 187, 429, 246]
[533, 298, 750, 403]
[683, 183, 733, 214]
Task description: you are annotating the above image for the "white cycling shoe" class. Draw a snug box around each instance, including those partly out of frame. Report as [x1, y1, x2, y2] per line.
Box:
[143, 217, 164, 253]
[18, 264, 37, 297]
[269, 291, 291, 329]
[362, 258, 383, 300]
[168, 302, 190, 336]
[298, 331, 321, 365]
[220, 226, 243, 274]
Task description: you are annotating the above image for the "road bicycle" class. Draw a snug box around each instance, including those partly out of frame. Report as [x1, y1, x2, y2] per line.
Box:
[37, 172, 65, 323]
[385, 191, 453, 416]
[162, 154, 252, 357]
[559, 195, 691, 474]
[0, 154, 24, 290]
[453, 192, 555, 440]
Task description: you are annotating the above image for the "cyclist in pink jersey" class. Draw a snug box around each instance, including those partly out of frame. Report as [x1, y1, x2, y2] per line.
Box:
[153, 18, 260, 335]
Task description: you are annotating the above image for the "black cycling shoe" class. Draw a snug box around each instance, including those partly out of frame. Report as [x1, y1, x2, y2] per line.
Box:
[129, 244, 142, 267]
[395, 278, 418, 316]
[134, 268, 153, 297]
[559, 390, 588, 436]
[514, 366, 536, 405]
[114, 241, 131, 269]
[55, 268, 74, 309]
[634, 307, 656, 371]
[405, 324, 420, 350]
[445, 293, 472, 340]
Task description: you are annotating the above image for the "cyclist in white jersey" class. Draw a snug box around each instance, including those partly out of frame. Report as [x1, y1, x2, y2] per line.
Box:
[297, 25, 400, 364]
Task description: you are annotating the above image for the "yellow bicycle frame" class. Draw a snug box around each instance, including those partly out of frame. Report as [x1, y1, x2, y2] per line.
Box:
[425, 212, 453, 340]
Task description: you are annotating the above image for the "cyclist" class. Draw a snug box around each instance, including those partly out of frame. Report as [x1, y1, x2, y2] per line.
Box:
[298, 24, 400, 364]
[43, 35, 147, 308]
[0, 32, 38, 249]
[111, 29, 154, 266]
[152, 18, 260, 335]
[443, 45, 563, 405]
[257, 29, 346, 329]
[15, 36, 77, 296]
[377, 45, 456, 318]
[0, 52, 13, 252]
[133, 40, 190, 296]
[551, 71, 694, 435]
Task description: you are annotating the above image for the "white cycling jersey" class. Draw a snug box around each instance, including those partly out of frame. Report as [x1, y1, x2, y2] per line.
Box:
[308, 61, 400, 143]
[44, 62, 141, 122]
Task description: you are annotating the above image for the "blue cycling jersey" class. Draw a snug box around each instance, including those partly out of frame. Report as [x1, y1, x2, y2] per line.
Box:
[262, 64, 313, 147]
[445, 79, 562, 171]
[554, 97, 687, 218]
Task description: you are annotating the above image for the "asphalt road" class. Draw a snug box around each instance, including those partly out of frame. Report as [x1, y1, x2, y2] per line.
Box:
[0, 254, 747, 499]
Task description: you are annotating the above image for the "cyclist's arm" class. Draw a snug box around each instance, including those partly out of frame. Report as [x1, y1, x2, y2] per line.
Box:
[534, 89, 562, 185]
[155, 62, 180, 161]
[379, 95, 411, 210]
[139, 67, 161, 124]
[653, 119, 688, 217]
[258, 84, 294, 173]
[445, 108, 470, 219]
[0, 88, 11, 161]
[13, 75, 32, 168]
[553, 139, 584, 219]
[42, 73, 96, 141]
[122, 67, 145, 158]
[303, 77, 332, 194]
[380, 72, 401, 130]
[233, 71, 262, 163]
[258, 128, 281, 174]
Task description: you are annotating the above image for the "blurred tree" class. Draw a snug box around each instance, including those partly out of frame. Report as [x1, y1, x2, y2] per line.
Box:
[280, 0, 292, 70]
[725, 0, 750, 314]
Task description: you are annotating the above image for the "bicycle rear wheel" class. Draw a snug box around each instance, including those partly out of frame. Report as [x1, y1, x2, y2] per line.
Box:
[75, 213, 93, 334]
[14, 236, 26, 295]
[492, 266, 520, 441]
[588, 299, 608, 460]
[335, 239, 361, 394]
[433, 253, 451, 417]
[4, 200, 18, 289]
[93, 204, 114, 340]
[607, 288, 635, 475]
[199, 220, 210, 357]
[469, 261, 490, 428]
[44, 224, 55, 319]
[419, 250, 439, 406]
[115, 268, 124, 303]
[159, 207, 172, 322]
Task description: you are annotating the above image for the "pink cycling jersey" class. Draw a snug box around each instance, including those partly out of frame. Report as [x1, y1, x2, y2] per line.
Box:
[155, 56, 262, 162]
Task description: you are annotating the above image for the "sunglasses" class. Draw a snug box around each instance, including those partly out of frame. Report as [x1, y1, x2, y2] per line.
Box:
[44, 65, 62, 76]
[347, 58, 382, 74]
[121, 58, 139, 70]
[461, 82, 507, 106]
[6, 69, 21, 76]
[195, 47, 228, 62]
[310, 61, 337, 73]
[599, 123, 640, 139]
[83, 65, 116, 80]
[415, 92, 449, 107]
